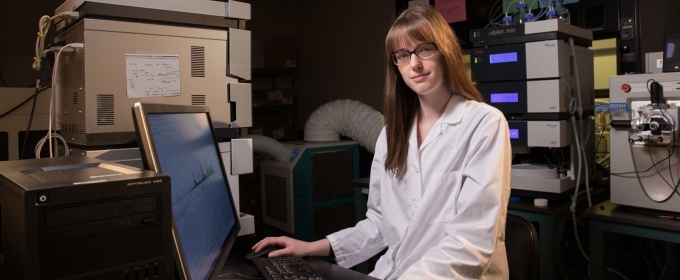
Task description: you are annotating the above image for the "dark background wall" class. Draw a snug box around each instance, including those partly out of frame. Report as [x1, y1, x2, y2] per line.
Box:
[0, 0, 59, 87]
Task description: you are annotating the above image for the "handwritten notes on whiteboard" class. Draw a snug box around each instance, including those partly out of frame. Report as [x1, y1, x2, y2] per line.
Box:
[126, 54, 181, 98]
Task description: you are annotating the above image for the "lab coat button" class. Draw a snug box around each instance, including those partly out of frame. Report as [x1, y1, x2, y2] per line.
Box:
[414, 166, 419, 173]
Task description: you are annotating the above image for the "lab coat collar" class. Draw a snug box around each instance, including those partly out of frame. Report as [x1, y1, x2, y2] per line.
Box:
[409, 94, 470, 151]
[439, 94, 470, 125]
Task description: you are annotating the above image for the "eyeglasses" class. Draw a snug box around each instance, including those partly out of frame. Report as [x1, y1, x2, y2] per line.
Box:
[391, 43, 437, 65]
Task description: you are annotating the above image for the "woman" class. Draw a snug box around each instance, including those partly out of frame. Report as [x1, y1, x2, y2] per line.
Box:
[252, 5, 512, 279]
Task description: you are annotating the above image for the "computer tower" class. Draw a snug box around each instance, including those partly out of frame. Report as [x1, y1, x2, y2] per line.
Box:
[0, 156, 173, 280]
[260, 141, 359, 241]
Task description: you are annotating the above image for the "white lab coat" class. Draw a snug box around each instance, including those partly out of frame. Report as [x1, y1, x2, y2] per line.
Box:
[327, 95, 512, 279]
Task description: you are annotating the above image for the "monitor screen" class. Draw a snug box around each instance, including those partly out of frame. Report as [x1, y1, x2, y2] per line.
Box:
[133, 103, 240, 280]
[663, 29, 680, 72]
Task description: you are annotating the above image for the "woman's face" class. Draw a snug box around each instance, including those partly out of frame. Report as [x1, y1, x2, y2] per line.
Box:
[394, 38, 447, 98]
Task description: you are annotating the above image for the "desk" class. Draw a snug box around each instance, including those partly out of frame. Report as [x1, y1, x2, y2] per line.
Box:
[582, 200, 680, 280]
[507, 198, 570, 280]
[220, 257, 379, 280]
[507, 187, 608, 280]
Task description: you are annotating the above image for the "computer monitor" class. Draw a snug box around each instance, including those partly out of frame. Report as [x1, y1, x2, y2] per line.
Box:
[663, 28, 680, 73]
[132, 102, 241, 280]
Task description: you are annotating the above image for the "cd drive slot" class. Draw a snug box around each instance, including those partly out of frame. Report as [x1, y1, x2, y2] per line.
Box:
[43, 212, 160, 243]
[45, 195, 158, 228]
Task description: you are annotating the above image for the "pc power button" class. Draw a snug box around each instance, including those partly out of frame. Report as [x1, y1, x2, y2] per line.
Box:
[36, 192, 50, 204]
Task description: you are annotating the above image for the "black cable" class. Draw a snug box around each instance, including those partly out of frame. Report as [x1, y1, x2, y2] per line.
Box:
[627, 118, 680, 202]
[646, 137, 674, 189]
[18, 82, 51, 160]
[609, 156, 673, 175]
[589, 123, 610, 168]
[0, 71, 7, 87]
[0, 84, 49, 119]
[647, 79, 657, 103]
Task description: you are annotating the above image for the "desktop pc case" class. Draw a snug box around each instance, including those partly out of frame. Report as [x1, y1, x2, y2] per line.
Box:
[0, 156, 173, 280]
[260, 141, 359, 241]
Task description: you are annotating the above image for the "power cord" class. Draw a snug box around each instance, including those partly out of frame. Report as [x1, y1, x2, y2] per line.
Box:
[33, 12, 79, 72]
[565, 36, 630, 280]
[0, 84, 50, 119]
[36, 43, 83, 158]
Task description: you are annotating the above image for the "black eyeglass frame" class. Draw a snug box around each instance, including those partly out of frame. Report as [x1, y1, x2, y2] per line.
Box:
[391, 43, 438, 65]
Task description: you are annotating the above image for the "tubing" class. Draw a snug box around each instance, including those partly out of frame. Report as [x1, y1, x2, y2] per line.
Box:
[304, 99, 384, 153]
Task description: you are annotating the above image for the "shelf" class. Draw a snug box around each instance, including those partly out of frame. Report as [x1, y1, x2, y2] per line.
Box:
[252, 68, 295, 76]
[253, 105, 294, 114]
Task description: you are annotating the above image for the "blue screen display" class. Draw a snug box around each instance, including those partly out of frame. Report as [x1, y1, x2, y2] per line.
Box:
[490, 93, 519, 103]
[148, 113, 237, 280]
[509, 129, 520, 139]
[489, 52, 518, 64]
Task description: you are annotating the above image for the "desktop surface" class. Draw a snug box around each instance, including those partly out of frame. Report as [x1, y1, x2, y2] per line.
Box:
[583, 200, 680, 232]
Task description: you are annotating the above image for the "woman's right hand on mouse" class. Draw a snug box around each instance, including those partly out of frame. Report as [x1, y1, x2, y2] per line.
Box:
[252, 236, 332, 258]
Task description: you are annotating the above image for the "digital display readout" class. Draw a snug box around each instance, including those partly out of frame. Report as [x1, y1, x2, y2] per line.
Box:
[489, 52, 518, 64]
[509, 129, 520, 139]
[490, 93, 519, 103]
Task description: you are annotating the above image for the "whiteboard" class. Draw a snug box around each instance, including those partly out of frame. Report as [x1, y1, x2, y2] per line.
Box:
[126, 54, 181, 98]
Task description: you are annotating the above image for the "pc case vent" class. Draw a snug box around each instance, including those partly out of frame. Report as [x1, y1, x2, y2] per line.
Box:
[96, 95, 114, 126]
[191, 95, 206, 106]
[61, 124, 86, 135]
[72, 92, 78, 105]
[0, 132, 7, 161]
[191, 46, 206, 78]
[572, 4, 606, 31]
[264, 174, 288, 223]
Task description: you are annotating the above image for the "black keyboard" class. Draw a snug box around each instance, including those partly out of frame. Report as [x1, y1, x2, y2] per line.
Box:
[252, 256, 326, 280]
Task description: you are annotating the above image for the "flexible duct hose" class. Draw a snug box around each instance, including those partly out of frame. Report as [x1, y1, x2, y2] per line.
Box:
[304, 99, 384, 153]
[242, 134, 291, 162]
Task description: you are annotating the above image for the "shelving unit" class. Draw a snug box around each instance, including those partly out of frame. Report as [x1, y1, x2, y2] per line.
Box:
[251, 68, 297, 141]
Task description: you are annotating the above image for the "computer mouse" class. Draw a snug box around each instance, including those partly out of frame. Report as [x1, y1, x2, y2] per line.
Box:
[246, 246, 283, 260]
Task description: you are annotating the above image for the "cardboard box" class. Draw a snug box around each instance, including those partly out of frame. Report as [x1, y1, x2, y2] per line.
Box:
[264, 37, 297, 68]
[252, 88, 294, 107]
[250, 110, 295, 140]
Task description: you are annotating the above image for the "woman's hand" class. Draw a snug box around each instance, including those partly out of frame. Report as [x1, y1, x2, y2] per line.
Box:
[252, 237, 332, 258]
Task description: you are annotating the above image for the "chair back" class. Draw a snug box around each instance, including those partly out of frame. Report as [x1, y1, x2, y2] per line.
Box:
[505, 213, 539, 280]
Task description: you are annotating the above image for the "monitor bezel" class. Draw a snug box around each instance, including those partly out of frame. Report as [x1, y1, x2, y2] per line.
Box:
[132, 102, 241, 280]
[663, 28, 680, 73]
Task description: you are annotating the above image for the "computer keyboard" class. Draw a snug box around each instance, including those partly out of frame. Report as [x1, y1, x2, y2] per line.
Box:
[252, 256, 327, 280]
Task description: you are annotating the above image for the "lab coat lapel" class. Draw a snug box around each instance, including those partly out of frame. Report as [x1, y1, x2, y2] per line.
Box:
[408, 119, 419, 151]
[418, 95, 467, 150]
[418, 123, 442, 151]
